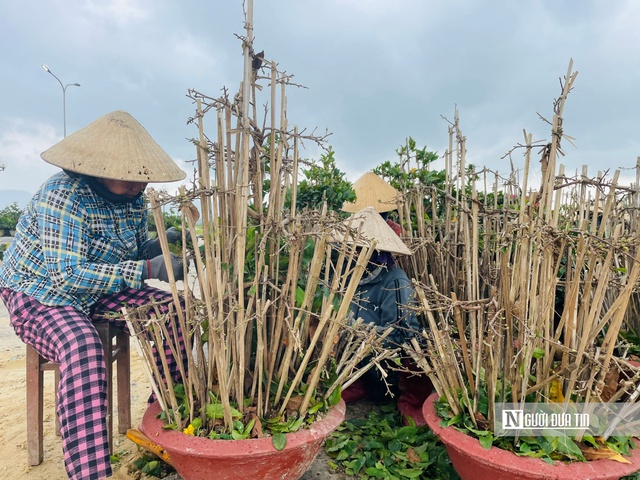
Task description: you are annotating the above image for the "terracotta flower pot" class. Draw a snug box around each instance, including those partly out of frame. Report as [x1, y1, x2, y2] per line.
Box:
[140, 399, 346, 480]
[422, 393, 640, 480]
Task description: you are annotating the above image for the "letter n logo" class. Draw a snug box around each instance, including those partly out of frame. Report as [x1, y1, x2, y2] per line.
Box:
[502, 410, 522, 429]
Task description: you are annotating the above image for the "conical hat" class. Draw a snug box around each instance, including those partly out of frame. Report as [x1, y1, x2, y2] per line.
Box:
[41, 110, 186, 183]
[341, 172, 398, 213]
[333, 207, 411, 256]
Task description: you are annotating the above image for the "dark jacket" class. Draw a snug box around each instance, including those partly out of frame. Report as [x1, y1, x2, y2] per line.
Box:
[350, 265, 419, 347]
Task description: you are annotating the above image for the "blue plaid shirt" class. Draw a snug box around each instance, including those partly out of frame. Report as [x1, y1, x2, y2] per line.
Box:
[0, 171, 148, 314]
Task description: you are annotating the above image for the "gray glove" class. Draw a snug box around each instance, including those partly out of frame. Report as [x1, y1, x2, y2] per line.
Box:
[143, 227, 191, 259]
[166, 226, 191, 245]
[142, 253, 185, 282]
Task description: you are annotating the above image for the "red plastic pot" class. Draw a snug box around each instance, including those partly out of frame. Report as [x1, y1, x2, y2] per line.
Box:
[422, 393, 640, 480]
[140, 400, 346, 480]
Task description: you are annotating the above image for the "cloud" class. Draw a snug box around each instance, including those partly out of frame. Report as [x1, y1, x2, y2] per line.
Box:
[4, 0, 640, 195]
[82, 0, 150, 27]
[594, 1, 640, 62]
[0, 119, 60, 193]
[0, 116, 196, 197]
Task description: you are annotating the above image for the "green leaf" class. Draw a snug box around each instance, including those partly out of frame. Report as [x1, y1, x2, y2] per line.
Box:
[582, 434, 597, 447]
[364, 466, 387, 478]
[479, 433, 493, 449]
[540, 455, 556, 465]
[272, 433, 287, 451]
[206, 403, 243, 420]
[295, 286, 305, 308]
[141, 460, 160, 475]
[244, 417, 256, 436]
[554, 436, 585, 461]
[173, 383, 186, 398]
[288, 416, 305, 432]
[446, 413, 462, 427]
[396, 426, 418, 443]
[364, 439, 385, 450]
[349, 454, 368, 474]
[533, 347, 545, 359]
[308, 401, 324, 414]
[388, 438, 402, 452]
[395, 467, 424, 478]
[328, 386, 342, 406]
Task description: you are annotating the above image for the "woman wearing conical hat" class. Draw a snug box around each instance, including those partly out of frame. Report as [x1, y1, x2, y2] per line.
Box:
[0, 111, 189, 480]
[341, 178, 432, 422]
[336, 207, 419, 404]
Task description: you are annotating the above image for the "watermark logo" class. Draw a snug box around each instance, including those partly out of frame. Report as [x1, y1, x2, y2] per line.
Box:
[494, 403, 640, 437]
[500, 409, 589, 431]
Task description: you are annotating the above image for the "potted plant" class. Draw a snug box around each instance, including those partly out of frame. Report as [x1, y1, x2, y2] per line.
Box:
[400, 61, 640, 479]
[123, 3, 395, 479]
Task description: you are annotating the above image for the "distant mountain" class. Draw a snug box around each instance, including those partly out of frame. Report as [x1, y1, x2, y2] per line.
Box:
[0, 190, 34, 209]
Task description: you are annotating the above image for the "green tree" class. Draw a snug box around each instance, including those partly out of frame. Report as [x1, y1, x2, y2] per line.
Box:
[0, 202, 22, 230]
[293, 148, 355, 213]
[147, 209, 182, 235]
[373, 137, 441, 192]
[373, 137, 445, 229]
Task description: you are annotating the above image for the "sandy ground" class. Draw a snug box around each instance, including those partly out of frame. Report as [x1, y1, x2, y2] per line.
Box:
[0, 275, 347, 480]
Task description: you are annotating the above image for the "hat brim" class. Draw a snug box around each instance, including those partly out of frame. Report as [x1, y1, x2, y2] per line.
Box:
[41, 110, 186, 183]
[331, 207, 412, 256]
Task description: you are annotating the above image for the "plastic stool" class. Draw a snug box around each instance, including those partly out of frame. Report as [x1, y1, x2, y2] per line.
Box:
[25, 322, 131, 466]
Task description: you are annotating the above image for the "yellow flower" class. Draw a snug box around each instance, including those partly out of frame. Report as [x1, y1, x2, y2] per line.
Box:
[183, 424, 195, 436]
[549, 380, 565, 403]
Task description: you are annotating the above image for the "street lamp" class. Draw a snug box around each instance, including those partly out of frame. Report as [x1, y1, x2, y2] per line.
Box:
[41, 64, 81, 138]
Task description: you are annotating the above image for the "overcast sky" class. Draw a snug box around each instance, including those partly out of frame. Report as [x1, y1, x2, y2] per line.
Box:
[1, 0, 639, 198]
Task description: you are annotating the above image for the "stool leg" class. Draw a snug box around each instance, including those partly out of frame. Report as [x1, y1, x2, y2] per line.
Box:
[96, 324, 114, 453]
[115, 330, 131, 434]
[54, 367, 61, 436]
[26, 345, 44, 466]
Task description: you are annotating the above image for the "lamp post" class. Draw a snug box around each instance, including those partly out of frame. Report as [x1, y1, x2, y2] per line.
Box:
[41, 65, 81, 138]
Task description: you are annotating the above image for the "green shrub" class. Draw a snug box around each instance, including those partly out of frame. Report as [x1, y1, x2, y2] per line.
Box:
[0, 202, 22, 230]
[147, 209, 182, 233]
[293, 148, 355, 213]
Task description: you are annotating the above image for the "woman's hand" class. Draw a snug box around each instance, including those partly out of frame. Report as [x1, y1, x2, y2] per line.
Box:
[142, 253, 185, 282]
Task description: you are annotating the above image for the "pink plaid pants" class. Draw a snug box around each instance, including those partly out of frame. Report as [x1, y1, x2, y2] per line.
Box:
[0, 287, 187, 480]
